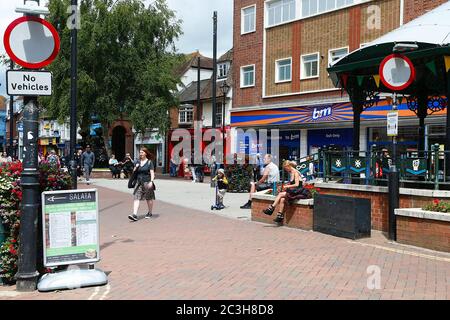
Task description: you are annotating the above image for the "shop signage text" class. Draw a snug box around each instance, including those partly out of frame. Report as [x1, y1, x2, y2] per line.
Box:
[312, 106, 332, 120]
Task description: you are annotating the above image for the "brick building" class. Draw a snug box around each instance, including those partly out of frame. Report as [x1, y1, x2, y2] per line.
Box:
[231, 0, 448, 162]
[167, 49, 233, 171]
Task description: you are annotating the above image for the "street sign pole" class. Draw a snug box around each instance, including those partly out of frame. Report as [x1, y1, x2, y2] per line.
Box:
[69, 0, 78, 190]
[15, 1, 41, 292]
[8, 60, 14, 158]
[16, 96, 40, 291]
[388, 93, 399, 241]
[4, 0, 57, 292]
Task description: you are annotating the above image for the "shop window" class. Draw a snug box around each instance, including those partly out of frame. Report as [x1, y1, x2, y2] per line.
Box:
[242, 5, 256, 34]
[369, 126, 420, 151]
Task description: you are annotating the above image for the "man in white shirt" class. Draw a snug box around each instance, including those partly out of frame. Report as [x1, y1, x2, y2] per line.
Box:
[240, 154, 280, 209]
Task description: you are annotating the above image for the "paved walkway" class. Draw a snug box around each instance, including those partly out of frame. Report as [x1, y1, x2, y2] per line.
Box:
[0, 181, 449, 300]
[89, 178, 251, 220]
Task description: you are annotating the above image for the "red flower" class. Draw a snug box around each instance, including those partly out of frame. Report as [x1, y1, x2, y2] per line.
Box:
[433, 199, 440, 205]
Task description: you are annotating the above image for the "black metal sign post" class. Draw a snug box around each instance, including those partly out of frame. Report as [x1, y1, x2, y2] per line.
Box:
[16, 96, 40, 291]
[8, 60, 14, 158]
[69, 0, 78, 190]
[388, 94, 399, 241]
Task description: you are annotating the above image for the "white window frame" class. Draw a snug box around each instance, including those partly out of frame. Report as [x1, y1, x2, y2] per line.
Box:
[178, 105, 194, 124]
[301, 52, 320, 80]
[217, 62, 229, 80]
[266, 0, 296, 28]
[299, 0, 373, 19]
[328, 46, 349, 67]
[241, 64, 256, 88]
[215, 102, 224, 127]
[275, 57, 292, 83]
[241, 4, 257, 35]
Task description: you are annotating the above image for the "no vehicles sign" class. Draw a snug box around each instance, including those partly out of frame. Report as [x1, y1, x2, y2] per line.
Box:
[6, 70, 52, 96]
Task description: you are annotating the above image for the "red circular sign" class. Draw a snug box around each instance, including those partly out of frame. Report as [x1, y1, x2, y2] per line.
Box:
[3, 16, 60, 69]
[379, 54, 416, 91]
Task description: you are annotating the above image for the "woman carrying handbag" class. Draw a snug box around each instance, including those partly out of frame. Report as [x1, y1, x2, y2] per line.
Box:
[128, 147, 156, 222]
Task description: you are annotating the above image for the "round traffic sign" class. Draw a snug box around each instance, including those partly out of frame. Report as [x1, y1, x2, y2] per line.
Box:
[379, 54, 415, 91]
[3, 16, 60, 69]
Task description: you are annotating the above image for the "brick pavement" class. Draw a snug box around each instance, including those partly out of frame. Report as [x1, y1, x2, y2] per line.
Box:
[0, 185, 449, 300]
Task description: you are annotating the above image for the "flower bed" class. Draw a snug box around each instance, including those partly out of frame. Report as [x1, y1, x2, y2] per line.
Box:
[0, 160, 71, 284]
[422, 199, 450, 213]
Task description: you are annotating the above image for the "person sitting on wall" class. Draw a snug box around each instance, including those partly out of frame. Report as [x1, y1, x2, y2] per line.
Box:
[262, 160, 308, 223]
[109, 154, 121, 178]
[122, 153, 134, 179]
[240, 154, 280, 209]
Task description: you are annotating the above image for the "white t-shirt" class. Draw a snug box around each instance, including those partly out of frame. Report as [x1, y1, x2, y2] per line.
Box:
[265, 162, 280, 183]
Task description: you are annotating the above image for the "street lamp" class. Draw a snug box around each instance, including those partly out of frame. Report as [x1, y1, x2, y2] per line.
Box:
[220, 81, 230, 164]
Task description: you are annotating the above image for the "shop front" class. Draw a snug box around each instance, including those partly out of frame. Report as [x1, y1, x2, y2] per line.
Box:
[134, 130, 164, 168]
[231, 100, 447, 158]
[167, 126, 230, 173]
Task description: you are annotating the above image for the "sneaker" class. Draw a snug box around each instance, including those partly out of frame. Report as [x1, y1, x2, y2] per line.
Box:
[218, 204, 225, 210]
[240, 201, 252, 209]
[145, 212, 153, 219]
[128, 214, 138, 222]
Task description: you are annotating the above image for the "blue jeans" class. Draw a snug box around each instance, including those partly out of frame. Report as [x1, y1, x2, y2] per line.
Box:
[170, 163, 177, 177]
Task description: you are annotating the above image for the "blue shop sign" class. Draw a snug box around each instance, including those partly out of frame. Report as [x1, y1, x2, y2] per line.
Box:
[307, 128, 353, 151]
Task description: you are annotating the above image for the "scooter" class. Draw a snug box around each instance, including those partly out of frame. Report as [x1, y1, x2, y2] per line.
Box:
[210, 184, 224, 210]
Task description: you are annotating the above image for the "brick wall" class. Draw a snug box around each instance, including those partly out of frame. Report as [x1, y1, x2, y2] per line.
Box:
[403, 0, 448, 23]
[397, 216, 450, 252]
[233, 0, 440, 110]
[318, 188, 450, 232]
[233, 0, 264, 108]
[251, 198, 313, 230]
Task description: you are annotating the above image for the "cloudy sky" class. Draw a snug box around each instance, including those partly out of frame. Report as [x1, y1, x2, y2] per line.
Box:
[0, 0, 233, 96]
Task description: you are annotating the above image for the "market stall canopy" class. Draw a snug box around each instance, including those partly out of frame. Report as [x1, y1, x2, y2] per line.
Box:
[328, 1, 450, 95]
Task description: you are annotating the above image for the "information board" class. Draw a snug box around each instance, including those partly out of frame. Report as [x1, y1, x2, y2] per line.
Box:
[41, 189, 100, 267]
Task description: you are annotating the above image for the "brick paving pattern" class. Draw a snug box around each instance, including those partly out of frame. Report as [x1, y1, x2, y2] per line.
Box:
[0, 185, 449, 300]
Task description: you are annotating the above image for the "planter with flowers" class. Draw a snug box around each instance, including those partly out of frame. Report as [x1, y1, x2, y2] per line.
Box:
[394, 199, 450, 253]
[0, 160, 71, 285]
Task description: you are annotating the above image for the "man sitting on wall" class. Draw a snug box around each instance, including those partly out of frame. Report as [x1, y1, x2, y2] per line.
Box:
[240, 154, 280, 209]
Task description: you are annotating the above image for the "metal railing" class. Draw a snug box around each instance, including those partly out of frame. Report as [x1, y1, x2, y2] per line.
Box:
[297, 145, 450, 190]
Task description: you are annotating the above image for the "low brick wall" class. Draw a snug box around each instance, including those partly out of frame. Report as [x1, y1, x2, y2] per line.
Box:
[251, 193, 313, 230]
[395, 209, 450, 253]
[91, 170, 114, 179]
[315, 183, 450, 233]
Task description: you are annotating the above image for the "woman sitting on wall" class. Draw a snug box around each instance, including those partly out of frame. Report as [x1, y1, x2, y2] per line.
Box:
[262, 160, 307, 224]
[109, 154, 121, 179]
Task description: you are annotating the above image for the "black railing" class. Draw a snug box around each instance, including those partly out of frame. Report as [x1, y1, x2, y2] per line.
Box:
[297, 145, 450, 190]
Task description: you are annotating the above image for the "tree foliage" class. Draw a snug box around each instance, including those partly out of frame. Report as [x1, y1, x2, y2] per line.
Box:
[40, 0, 183, 146]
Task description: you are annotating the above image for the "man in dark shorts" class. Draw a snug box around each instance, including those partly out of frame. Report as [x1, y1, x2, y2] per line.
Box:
[240, 154, 280, 209]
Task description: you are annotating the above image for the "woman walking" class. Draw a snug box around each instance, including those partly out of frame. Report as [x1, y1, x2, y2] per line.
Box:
[128, 148, 156, 222]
